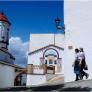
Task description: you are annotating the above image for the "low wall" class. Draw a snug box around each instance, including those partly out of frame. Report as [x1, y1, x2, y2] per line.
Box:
[26, 74, 46, 86]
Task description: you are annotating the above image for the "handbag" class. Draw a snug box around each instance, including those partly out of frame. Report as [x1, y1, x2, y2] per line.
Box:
[84, 64, 88, 70]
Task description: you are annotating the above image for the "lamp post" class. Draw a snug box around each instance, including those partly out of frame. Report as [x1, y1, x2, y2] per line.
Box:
[55, 17, 61, 29]
[55, 17, 65, 33]
[54, 17, 65, 45]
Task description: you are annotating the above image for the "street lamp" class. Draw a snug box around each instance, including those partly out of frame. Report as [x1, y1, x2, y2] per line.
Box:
[55, 17, 65, 33]
[54, 17, 65, 45]
[55, 17, 61, 28]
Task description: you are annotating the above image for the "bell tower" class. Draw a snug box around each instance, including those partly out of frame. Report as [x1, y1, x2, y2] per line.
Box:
[0, 12, 11, 51]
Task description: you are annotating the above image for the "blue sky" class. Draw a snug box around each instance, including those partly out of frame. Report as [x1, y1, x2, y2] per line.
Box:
[0, 1, 64, 67]
[0, 1, 64, 42]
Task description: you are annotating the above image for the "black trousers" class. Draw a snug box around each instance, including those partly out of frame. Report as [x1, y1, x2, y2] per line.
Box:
[80, 67, 87, 78]
[76, 74, 80, 81]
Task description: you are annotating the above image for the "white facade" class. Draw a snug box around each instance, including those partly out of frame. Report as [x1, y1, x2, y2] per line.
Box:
[27, 1, 92, 85]
[27, 75, 46, 86]
[27, 34, 65, 86]
[0, 62, 15, 88]
[28, 45, 64, 74]
[64, 0, 92, 82]
[29, 34, 65, 52]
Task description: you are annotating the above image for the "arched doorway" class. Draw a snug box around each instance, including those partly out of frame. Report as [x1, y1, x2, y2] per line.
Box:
[14, 69, 27, 86]
[43, 48, 61, 74]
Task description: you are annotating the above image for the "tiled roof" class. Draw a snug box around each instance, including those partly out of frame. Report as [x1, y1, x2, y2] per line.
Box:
[0, 12, 11, 25]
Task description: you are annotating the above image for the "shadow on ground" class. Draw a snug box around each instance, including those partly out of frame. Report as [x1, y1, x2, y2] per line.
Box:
[0, 84, 64, 91]
[32, 86, 92, 91]
[0, 84, 92, 91]
[0, 87, 28, 91]
[32, 84, 64, 91]
[58, 87, 92, 91]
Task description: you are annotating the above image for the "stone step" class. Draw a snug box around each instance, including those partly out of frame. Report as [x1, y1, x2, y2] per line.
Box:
[42, 74, 64, 86]
[46, 74, 58, 81]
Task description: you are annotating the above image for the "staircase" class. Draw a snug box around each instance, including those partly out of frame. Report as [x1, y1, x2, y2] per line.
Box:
[45, 74, 64, 85]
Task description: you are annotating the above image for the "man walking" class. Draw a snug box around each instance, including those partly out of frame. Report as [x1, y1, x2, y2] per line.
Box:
[79, 48, 89, 80]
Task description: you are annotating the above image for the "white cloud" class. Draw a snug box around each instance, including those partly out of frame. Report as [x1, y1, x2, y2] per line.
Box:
[9, 37, 29, 67]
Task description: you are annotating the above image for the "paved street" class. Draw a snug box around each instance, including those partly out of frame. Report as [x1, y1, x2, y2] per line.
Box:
[27, 79, 92, 91]
[0, 79, 92, 91]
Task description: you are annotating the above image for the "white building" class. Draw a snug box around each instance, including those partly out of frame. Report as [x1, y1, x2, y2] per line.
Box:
[0, 61, 23, 88]
[64, 0, 92, 82]
[27, 0, 92, 85]
[27, 34, 65, 86]
[0, 12, 24, 88]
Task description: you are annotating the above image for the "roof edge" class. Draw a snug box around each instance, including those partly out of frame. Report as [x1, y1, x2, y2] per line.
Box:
[28, 44, 64, 55]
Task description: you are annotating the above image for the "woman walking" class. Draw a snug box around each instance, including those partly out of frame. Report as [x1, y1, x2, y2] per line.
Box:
[73, 48, 81, 81]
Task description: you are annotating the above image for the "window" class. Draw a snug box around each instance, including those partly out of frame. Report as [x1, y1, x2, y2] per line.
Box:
[49, 59, 53, 64]
[54, 60, 57, 64]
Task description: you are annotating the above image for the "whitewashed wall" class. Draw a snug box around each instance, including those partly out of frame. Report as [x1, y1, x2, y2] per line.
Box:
[64, 0, 92, 82]
[27, 37, 65, 86]
[27, 74, 46, 86]
[27, 34, 65, 86]
[29, 34, 65, 52]
[28, 50, 43, 65]
[0, 63, 15, 88]
[28, 46, 64, 74]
